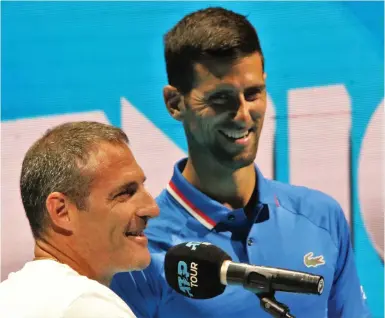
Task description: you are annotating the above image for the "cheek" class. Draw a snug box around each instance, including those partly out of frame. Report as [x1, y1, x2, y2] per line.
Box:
[257, 114, 265, 128]
[258, 96, 267, 112]
[185, 115, 204, 140]
[75, 211, 100, 234]
[188, 118, 212, 142]
[80, 207, 117, 238]
[110, 202, 136, 232]
[185, 108, 222, 143]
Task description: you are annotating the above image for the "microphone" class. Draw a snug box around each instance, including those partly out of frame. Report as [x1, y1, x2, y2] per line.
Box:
[220, 260, 324, 295]
[164, 241, 324, 299]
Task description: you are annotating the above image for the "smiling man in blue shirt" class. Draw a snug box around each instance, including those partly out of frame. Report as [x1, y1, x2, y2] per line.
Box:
[111, 7, 370, 318]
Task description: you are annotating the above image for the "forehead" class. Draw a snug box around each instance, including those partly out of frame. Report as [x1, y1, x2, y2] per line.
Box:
[85, 141, 144, 188]
[192, 53, 264, 92]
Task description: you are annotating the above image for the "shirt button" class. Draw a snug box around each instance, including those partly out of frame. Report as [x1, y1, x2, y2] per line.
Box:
[247, 238, 254, 246]
[227, 214, 235, 221]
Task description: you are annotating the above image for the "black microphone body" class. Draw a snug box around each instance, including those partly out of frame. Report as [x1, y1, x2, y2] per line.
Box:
[221, 261, 324, 295]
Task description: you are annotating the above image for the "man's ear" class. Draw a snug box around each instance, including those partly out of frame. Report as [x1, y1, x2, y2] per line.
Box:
[163, 85, 185, 121]
[45, 192, 74, 235]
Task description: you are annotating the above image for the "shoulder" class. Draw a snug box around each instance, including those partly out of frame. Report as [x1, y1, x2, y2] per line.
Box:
[272, 179, 341, 213]
[54, 263, 134, 314]
[268, 179, 347, 245]
[0, 261, 135, 318]
[62, 284, 136, 318]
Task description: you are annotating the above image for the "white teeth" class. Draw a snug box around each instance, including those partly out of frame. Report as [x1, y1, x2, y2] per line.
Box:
[221, 130, 250, 139]
[125, 231, 143, 237]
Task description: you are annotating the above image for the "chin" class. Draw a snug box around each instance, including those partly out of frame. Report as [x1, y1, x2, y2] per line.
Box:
[137, 254, 152, 270]
[115, 250, 151, 272]
[237, 151, 257, 164]
[222, 151, 257, 169]
[213, 141, 258, 169]
[217, 158, 252, 170]
[233, 158, 255, 170]
[131, 251, 152, 271]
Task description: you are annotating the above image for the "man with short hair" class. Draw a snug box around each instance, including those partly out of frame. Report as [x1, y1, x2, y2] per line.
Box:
[111, 7, 370, 318]
[0, 121, 159, 318]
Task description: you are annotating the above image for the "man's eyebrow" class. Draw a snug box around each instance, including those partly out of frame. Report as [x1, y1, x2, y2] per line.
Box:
[205, 83, 266, 98]
[245, 84, 266, 92]
[204, 85, 238, 98]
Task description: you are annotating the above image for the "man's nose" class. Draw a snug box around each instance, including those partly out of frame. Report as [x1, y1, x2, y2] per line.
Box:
[137, 189, 160, 219]
[232, 99, 253, 126]
[147, 202, 160, 218]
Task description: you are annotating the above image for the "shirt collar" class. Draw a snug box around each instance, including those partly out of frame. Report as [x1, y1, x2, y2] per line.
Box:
[166, 158, 277, 231]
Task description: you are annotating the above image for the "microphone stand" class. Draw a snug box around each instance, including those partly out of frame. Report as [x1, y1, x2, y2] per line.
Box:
[242, 271, 295, 318]
[256, 291, 295, 318]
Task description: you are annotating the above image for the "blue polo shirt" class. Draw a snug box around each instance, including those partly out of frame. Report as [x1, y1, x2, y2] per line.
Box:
[111, 158, 370, 318]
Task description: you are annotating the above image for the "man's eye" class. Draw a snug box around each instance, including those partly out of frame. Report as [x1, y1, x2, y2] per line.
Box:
[245, 88, 264, 101]
[117, 186, 137, 198]
[244, 93, 259, 102]
[119, 189, 134, 196]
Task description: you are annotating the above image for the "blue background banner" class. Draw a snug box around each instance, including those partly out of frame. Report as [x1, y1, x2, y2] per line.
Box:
[2, 2, 384, 316]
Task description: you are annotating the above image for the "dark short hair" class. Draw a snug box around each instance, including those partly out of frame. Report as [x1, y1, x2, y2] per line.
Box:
[164, 7, 264, 94]
[20, 121, 129, 240]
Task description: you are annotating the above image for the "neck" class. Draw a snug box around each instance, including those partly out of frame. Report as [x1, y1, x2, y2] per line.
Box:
[182, 154, 256, 210]
[34, 235, 112, 286]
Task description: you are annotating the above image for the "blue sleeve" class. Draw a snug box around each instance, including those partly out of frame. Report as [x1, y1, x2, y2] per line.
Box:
[327, 206, 371, 318]
[110, 258, 166, 318]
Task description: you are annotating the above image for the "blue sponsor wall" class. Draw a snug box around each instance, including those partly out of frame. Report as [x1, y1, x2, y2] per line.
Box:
[2, 1, 384, 316]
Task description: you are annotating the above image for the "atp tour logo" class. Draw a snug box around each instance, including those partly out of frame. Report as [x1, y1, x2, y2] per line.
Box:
[177, 260, 199, 297]
[176, 242, 209, 297]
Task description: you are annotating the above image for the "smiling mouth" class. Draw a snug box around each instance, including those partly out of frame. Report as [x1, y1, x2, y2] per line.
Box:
[219, 128, 254, 140]
[124, 230, 145, 237]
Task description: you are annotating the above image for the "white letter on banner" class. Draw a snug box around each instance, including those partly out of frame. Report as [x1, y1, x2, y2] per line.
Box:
[120, 97, 185, 198]
[1, 112, 110, 281]
[358, 100, 384, 259]
[255, 94, 275, 180]
[288, 85, 351, 223]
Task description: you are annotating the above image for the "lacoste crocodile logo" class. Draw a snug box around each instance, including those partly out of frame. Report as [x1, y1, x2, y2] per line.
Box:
[304, 252, 325, 268]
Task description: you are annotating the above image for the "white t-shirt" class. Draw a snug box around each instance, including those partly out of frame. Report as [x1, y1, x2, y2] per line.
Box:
[0, 260, 136, 318]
